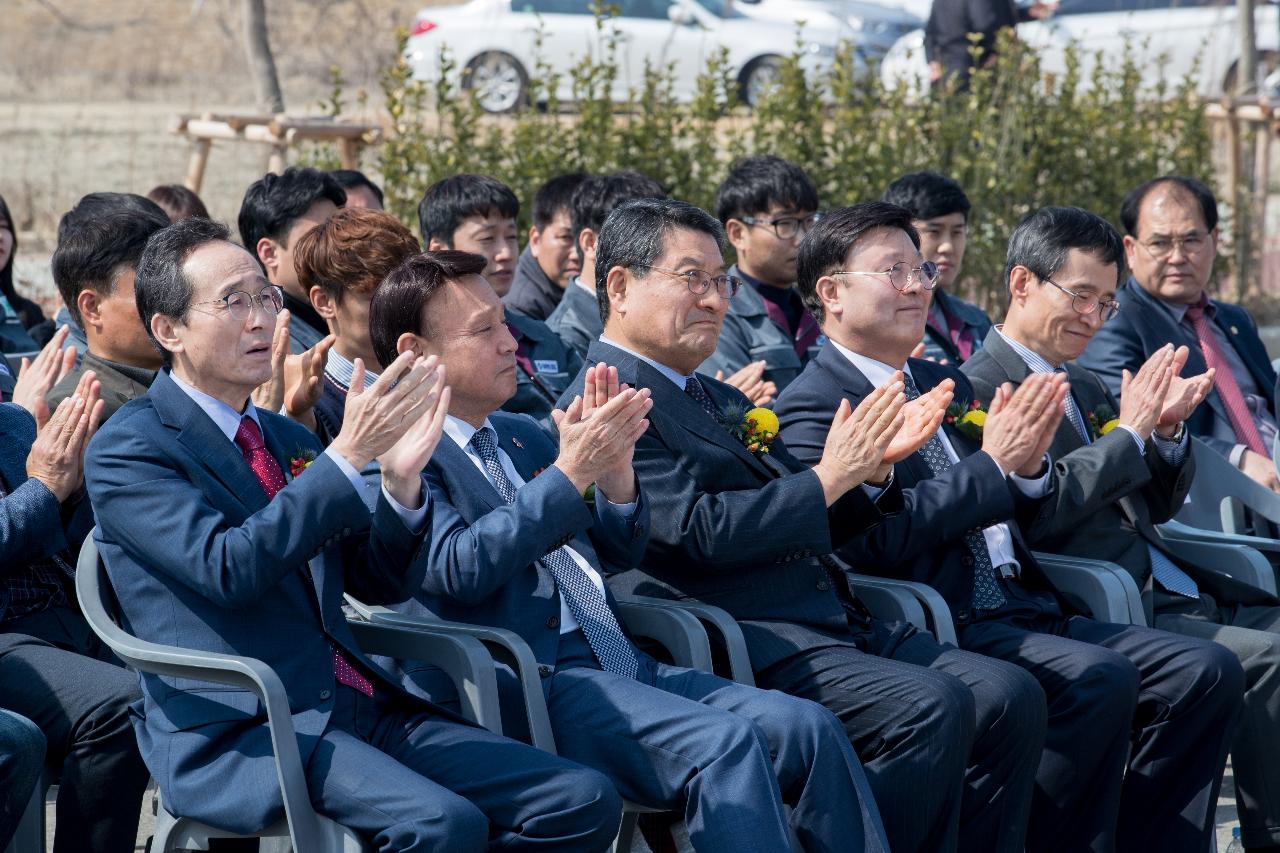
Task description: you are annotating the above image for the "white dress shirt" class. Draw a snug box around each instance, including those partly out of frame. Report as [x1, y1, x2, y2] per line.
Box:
[828, 341, 1051, 572]
[169, 371, 428, 531]
[443, 415, 610, 635]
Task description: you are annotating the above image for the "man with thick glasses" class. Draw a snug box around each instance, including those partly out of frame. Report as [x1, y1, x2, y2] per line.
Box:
[1080, 175, 1280, 491]
[704, 155, 826, 395]
[969, 205, 1280, 853]
[775, 201, 1243, 853]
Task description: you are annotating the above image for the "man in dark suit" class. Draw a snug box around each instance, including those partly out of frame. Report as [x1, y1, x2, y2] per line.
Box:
[924, 0, 1056, 89]
[85, 218, 621, 851]
[883, 172, 992, 365]
[420, 174, 584, 428]
[505, 172, 588, 321]
[775, 202, 1243, 853]
[369, 250, 890, 853]
[46, 192, 170, 420]
[0, 371, 153, 851]
[966, 205, 1280, 853]
[559, 198, 1049, 853]
[1079, 175, 1280, 491]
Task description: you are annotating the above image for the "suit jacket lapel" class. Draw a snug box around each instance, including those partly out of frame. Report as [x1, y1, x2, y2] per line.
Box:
[1212, 304, 1274, 396]
[493, 419, 544, 485]
[150, 371, 270, 514]
[434, 437, 504, 517]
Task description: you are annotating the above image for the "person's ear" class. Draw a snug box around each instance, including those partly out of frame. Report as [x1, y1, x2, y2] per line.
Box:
[310, 285, 337, 320]
[724, 218, 748, 250]
[528, 225, 542, 256]
[395, 332, 425, 358]
[1007, 265, 1035, 308]
[256, 238, 279, 277]
[150, 313, 183, 358]
[77, 289, 103, 331]
[814, 275, 842, 320]
[427, 236, 450, 252]
[604, 266, 630, 318]
[1122, 235, 1139, 270]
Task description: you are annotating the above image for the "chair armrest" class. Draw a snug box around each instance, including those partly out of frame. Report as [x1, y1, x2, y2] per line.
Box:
[1033, 552, 1144, 626]
[346, 597, 556, 752]
[617, 597, 756, 686]
[614, 601, 714, 672]
[852, 577, 959, 646]
[345, 619, 503, 733]
[76, 541, 324, 852]
[846, 576, 927, 630]
[1150, 527, 1277, 596]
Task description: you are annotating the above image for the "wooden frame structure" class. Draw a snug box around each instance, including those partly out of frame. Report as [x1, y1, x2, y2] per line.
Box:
[169, 112, 382, 192]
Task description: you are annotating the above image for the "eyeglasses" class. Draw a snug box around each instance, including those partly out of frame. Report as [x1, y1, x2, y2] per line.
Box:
[740, 213, 822, 240]
[1041, 277, 1121, 321]
[830, 260, 939, 292]
[1137, 232, 1209, 261]
[637, 265, 741, 298]
[191, 284, 285, 321]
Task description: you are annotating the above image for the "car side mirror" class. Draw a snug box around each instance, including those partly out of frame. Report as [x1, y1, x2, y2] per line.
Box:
[668, 3, 696, 25]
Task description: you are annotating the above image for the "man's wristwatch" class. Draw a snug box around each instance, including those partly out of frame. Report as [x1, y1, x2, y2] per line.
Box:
[1154, 422, 1185, 443]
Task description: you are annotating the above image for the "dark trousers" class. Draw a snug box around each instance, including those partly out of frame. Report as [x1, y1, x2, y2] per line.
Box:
[1156, 591, 1280, 848]
[0, 709, 43, 847]
[0, 605, 150, 853]
[962, 611, 1243, 853]
[546, 630, 888, 853]
[309, 682, 621, 853]
[756, 619, 1046, 853]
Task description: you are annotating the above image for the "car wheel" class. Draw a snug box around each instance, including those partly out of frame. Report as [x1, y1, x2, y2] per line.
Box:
[462, 51, 529, 113]
[1223, 49, 1280, 97]
[740, 55, 784, 107]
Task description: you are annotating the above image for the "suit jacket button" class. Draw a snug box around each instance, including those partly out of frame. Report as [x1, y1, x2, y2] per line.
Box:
[319, 689, 332, 700]
[538, 664, 553, 678]
[547, 615, 560, 629]
[957, 610, 971, 623]
[816, 579, 830, 591]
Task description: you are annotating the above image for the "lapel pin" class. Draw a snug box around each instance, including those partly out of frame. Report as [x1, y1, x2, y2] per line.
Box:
[1231, 325, 1239, 335]
[511, 436, 523, 449]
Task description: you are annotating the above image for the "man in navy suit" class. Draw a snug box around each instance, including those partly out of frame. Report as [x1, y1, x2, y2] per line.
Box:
[559, 198, 1050, 853]
[0, 372, 152, 851]
[775, 202, 1243, 853]
[1078, 175, 1280, 491]
[85, 218, 621, 852]
[368, 250, 890, 853]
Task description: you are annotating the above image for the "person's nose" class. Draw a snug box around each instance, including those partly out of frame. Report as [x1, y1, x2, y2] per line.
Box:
[499, 323, 518, 354]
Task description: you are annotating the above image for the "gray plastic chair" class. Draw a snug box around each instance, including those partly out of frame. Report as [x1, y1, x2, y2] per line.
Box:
[78, 536, 498, 853]
[850, 576, 959, 646]
[1177, 436, 1280, 538]
[1153, 523, 1277, 596]
[1034, 552, 1144, 626]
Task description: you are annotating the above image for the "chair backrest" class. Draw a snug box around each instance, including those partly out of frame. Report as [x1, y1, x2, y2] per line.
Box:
[75, 532, 330, 852]
[1177, 437, 1280, 537]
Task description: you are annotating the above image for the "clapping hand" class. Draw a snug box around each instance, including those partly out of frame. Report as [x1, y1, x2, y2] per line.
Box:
[1119, 344, 1176, 438]
[884, 378, 953, 465]
[812, 374, 906, 506]
[25, 370, 104, 502]
[982, 373, 1068, 477]
[377, 360, 451, 511]
[283, 335, 335, 431]
[250, 309, 292, 414]
[715, 361, 777, 407]
[12, 326, 76, 430]
[1157, 345, 1212, 435]
[332, 352, 445, 474]
[552, 363, 653, 502]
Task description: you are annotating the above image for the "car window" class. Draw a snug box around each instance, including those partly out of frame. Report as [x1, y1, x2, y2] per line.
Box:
[1055, 0, 1221, 11]
[615, 0, 674, 17]
[519, 0, 592, 13]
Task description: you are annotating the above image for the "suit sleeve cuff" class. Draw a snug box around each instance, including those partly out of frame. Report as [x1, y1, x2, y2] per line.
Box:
[1116, 424, 1147, 455]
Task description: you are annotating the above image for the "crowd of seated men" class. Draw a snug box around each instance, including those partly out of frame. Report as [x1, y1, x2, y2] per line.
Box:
[1, 160, 1279, 853]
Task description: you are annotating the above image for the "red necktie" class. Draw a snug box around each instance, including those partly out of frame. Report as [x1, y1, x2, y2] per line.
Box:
[233, 415, 374, 697]
[1185, 300, 1270, 457]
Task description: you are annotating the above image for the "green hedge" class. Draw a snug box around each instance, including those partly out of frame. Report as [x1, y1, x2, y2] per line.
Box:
[328, 28, 1213, 312]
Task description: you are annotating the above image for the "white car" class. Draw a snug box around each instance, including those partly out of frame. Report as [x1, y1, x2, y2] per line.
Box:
[879, 0, 1280, 98]
[734, 0, 924, 62]
[406, 0, 850, 112]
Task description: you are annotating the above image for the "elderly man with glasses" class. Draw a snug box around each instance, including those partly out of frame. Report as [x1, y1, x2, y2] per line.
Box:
[774, 201, 1244, 853]
[1079, 175, 1280, 491]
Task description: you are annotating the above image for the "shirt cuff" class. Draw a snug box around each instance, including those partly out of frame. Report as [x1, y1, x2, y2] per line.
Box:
[861, 469, 895, 501]
[1153, 428, 1189, 466]
[1116, 424, 1147, 455]
[1230, 443, 1248, 467]
[381, 477, 431, 534]
[604, 499, 638, 518]
[1008, 454, 1052, 497]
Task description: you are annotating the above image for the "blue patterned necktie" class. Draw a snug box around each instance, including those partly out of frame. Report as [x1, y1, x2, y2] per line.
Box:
[1060, 384, 1200, 599]
[684, 375, 720, 419]
[469, 426, 641, 678]
[903, 374, 1007, 610]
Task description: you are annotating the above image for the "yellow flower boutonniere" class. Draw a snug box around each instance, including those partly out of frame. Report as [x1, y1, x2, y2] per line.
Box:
[1087, 405, 1121, 441]
[722, 404, 780, 454]
[945, 400, 988, 441]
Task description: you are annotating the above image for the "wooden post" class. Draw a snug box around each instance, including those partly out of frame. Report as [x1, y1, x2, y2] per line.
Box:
[267, 144, 288, 175]
[339, 138, 359, 169]
[184, 139, 212, 193]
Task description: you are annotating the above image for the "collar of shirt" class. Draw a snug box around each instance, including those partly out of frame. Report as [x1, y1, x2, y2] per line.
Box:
[1152, 292, 1213, 325]
[169, 370, 261, 442]
[827, 338, 911, 388]
[599, 335, 692, 391]
[995, 326, 1060, 373]
[324, 348, 378, 392]
[572, 276, 595, 298]
[443, 414, 493, 453]
[83, 352, 158, 388]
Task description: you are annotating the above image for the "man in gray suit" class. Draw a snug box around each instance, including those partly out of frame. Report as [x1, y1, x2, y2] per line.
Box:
[964, 205, 1280, 853]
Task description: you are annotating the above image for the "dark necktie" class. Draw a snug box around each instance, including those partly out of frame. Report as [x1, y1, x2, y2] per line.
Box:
[684, 375, 720, 420]
[903, 374, 1006, 610]
[233, 415, 373, 697]
[470, 426, 640, 678]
